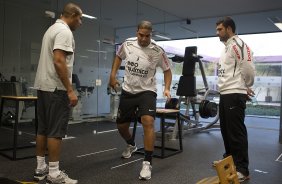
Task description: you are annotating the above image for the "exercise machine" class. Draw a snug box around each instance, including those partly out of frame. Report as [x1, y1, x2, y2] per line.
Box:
[159, 46, 220, 140]
[107, 80, 122, 120]
[71, 74, 94, 121]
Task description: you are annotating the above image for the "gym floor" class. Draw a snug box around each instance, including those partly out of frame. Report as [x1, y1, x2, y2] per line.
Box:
[0, 116, 281, 184]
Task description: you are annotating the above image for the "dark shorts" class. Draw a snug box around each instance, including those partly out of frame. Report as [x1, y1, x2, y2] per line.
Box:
[37, 89, 70, 138]
[116, 90, 157, 124]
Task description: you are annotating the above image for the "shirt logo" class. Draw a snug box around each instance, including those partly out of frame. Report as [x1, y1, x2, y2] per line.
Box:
[148, 55, 153, 63]
[217, 64, 225, 77]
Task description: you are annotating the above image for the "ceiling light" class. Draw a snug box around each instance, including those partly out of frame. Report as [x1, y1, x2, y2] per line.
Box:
[154, 34, 171, 40]
[152, 31, 171, 40]
[268, 17, 282, 31]
[45, 10, 55, 19]
[82, 14, 97, 19]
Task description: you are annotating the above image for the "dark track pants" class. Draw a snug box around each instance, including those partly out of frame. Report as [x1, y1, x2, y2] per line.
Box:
[219, 93, 249, 176]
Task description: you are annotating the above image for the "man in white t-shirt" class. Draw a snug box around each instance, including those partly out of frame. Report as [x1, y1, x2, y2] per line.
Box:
[215, 16, 255, 183]
[109, 20, 172, 180]
[33, 3, 82, 184]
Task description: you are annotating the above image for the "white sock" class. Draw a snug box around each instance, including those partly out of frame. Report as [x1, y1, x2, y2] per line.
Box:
[49, 161, 60, 178]
[36, 156, 47, 170]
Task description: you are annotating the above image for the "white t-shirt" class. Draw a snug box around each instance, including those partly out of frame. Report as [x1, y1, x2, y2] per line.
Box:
[34, 19, 75, 92]
[117, 37, 170, 94]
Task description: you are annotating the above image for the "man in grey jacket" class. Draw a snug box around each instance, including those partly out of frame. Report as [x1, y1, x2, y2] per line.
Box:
[215, 16, 255, 182]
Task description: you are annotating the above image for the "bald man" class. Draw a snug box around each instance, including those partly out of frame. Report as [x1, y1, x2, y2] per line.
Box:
[33, 3, 82, 184]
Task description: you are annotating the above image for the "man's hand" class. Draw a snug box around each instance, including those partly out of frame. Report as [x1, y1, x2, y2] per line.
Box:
[68, 90, 78, 107]
[163, 89, 171, 99]
[246, 88, 255, 101]
[109, 77, 120, 93]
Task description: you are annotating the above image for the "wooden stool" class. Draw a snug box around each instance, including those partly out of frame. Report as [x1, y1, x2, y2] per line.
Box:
[196, 156, 239, 184]
[216, 156, 239, 184]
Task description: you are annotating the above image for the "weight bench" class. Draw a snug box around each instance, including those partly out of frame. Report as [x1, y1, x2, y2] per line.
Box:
[132, 108, 183, 158]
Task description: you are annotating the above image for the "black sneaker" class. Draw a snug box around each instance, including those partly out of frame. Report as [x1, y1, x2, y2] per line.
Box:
[34, 165, 48, 181]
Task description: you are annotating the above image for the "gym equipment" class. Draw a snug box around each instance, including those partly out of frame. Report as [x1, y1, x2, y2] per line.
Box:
[182, 46, 197, 76]
[72, 74, 95, 98]
[71, 74, 95, 121]
[167, 46, 220, 138]
[0, 96, 37, 160]
[107, 79, 123, 120]
[133, 108, 183, 158]
[199, 100, 218, 118]
[0, 82, 25, 123]
[165, 97, 179, 109]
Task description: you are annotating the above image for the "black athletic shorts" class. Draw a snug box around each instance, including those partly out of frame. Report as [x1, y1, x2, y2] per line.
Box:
[116, 90, 157, 124]
[37, 89, 70, 138]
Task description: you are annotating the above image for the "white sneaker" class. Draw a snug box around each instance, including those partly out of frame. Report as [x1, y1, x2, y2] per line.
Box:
[46, 170, 78, 184]
[139, 161, 152, 180]
[34, 165, 48, 181]
[121, 144, 137, 158]
[237, 171, 250, 182]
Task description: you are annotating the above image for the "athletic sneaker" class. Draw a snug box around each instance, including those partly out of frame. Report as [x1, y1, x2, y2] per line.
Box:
[121, 144, 137, 158]
[139, 161, 152, 180]
[237, 171, 250, 182]
[34, 165, 48, 181]
[46, 171, 78, 184]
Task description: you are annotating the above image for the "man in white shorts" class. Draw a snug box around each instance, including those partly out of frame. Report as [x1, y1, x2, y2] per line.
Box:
[109, 20, 172, 180]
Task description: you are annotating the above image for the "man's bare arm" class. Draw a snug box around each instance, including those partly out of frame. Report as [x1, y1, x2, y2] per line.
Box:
[109, 56, 122, 91]
[163, 69, 172, 98]
[53, 49, 78, 107]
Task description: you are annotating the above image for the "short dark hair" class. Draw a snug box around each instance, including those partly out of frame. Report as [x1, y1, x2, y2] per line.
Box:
[137, 20, 152, 31]
[216, 17, 236, 33]
[62, 2, 82, 17]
